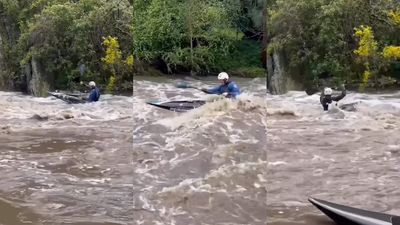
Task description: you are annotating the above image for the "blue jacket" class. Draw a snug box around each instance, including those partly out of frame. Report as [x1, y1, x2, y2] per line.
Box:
[88, 87, 100, 102]
[206, 81, 241, 98]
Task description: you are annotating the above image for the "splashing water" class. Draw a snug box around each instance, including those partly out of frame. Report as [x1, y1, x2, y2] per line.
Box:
[133, 76, 267, 225]
[267, 91, 400, 225]
[0, 91, 132, 224]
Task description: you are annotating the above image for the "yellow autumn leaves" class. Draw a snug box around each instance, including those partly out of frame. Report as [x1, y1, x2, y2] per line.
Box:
[353, 26, 377, 58]
[353, 23, 400, 89]
[384, 10, 400, 59]
[382, 46, 400, 59]
[102, 36, 134, 66]
[353, 26, 400, 60]
[388, 10, 400, 26]
[101, 36, 133, 92]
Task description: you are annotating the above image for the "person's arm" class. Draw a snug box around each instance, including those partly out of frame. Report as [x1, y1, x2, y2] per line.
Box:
[80, 81, 90, 88]
[201, 86, 221, 94]
[79, 81, 90, 93]
[332, 84, 346, 101]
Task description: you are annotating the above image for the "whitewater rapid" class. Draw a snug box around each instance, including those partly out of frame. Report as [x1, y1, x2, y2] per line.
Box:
[133, 76, 267, 225]
[267, 91, 400, 225]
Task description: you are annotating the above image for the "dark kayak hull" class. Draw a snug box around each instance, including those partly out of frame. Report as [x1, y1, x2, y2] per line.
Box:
[48, 91, 87, 104]
[339, 102, 360, 112]
[309, 198, 400, 225]
[146, 100, 206, 112]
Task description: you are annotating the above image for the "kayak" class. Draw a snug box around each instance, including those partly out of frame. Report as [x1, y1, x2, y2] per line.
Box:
[48, 91, 87, 104]
[338, 102, 359, 112]
[146, 100, 206, 112]
[309, 197, 400, 225]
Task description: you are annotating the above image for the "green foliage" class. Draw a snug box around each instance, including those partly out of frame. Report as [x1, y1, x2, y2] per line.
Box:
[353, 25, 400, 89]
[267, 0, 400, 88]
[214, 39, 263, 74]
[106, 75, 116, 93]
[231, 67, 265, 78]
[0, 0, 133, 90]
[0, 0, 264, 92]
[133, 0, 264, 74]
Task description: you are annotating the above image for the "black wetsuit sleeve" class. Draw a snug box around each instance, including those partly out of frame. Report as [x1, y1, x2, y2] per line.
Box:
[320, 92, 329, 111]
[332, 90, 346, 102]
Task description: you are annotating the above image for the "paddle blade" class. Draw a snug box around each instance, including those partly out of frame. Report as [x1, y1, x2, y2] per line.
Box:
[176, 81, 193, 88]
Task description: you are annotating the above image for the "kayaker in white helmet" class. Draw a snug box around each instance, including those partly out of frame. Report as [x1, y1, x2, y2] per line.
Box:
[320, 84, 346, 111]
[201, 72, 241, 98]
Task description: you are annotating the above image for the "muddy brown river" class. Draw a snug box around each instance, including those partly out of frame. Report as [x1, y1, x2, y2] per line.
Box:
[133, 76, 267, 225]
[0, 92, 132, 224]
[2, 79, 399, 225]
[267, 91, 400, 225]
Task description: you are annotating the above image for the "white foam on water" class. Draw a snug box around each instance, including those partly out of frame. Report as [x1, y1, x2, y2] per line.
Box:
[267, 91, 400, 126]
[268, 161, 288, 166]
[133, 77, 267, 224]
[267, 90, 400, 224]
[0, 91, 132, 130]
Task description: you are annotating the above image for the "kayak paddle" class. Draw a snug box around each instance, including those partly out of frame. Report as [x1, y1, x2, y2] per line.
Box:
[176, 81, 201, 89]
[176, 81, 212, 94]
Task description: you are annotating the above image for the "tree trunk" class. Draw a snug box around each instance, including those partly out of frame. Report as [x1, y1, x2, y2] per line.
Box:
[262, 0, 267, 92]
[262, 0, 267, 70]
[26, 57, 51, 97]
[267, 50, 288, 95]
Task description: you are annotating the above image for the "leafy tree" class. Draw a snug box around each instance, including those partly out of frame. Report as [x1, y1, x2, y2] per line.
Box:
[0, 0, 133, 92]
[133, 0, 263, 75]
[267, 0, 400, 90]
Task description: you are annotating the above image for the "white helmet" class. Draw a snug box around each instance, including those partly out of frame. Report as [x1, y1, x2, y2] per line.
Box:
[324, 87, 332, 95]
[89, 81, 96, 87]
[218, 72, 229, 80]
